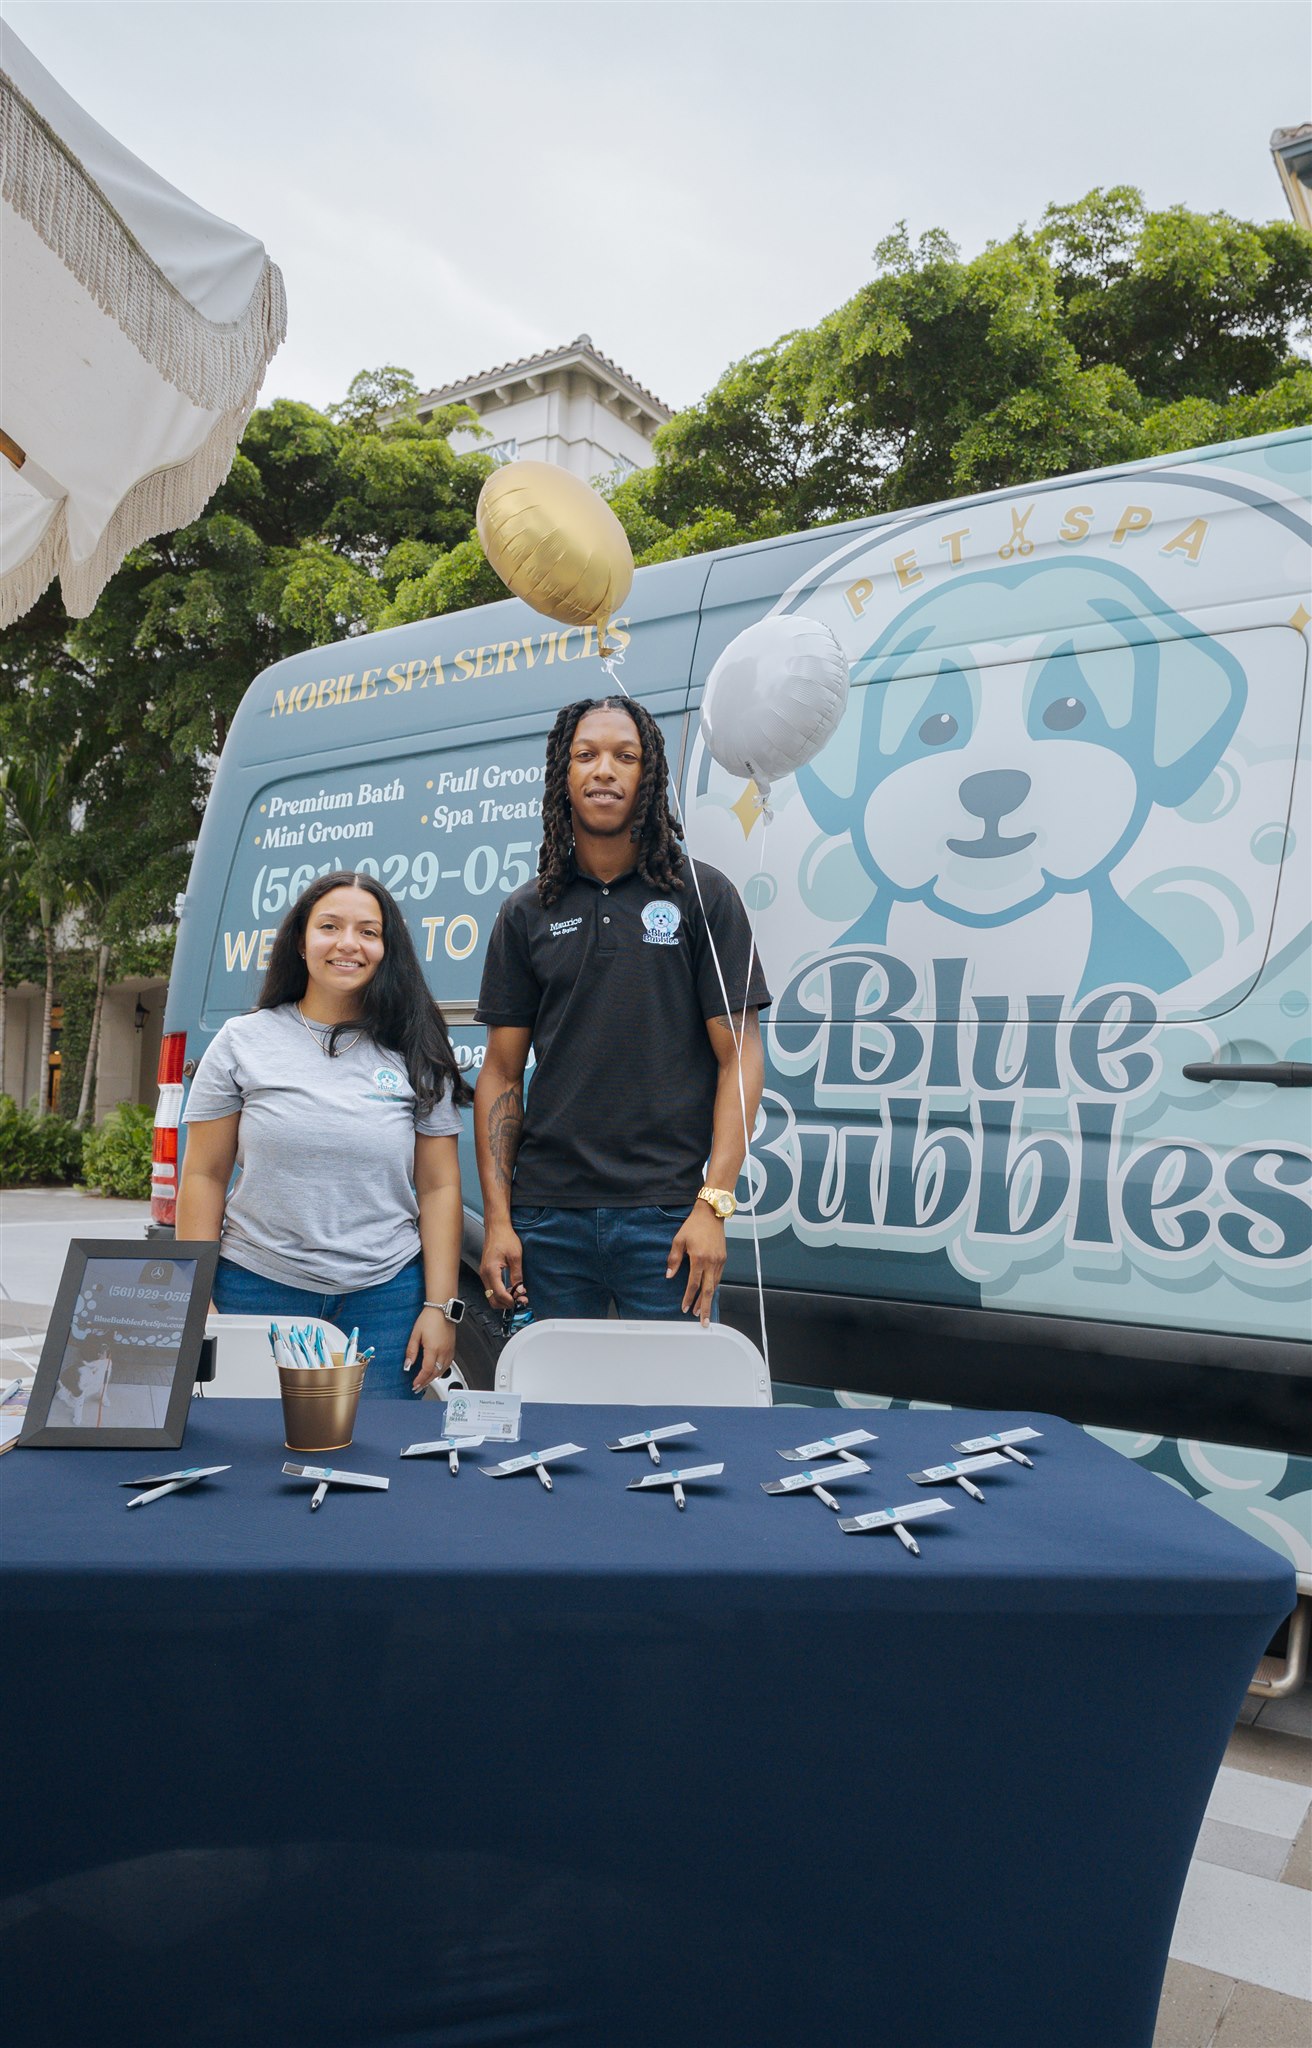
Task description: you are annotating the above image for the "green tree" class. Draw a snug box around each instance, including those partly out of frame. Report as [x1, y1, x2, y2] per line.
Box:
[609, 187, 1312, 559]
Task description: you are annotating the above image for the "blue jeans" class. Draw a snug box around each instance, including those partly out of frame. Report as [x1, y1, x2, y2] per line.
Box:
[212, 1255, 426, 1399]
[511, 1205, 719, 1322]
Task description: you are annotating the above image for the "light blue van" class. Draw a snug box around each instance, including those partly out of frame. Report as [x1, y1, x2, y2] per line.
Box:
[154, 426, 1311, 1628]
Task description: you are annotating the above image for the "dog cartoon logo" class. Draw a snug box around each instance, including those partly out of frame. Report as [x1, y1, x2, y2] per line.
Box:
[373, 1067, 404, 1093]
[796, 558, 1247, 996]
[642, 901, 682, 946]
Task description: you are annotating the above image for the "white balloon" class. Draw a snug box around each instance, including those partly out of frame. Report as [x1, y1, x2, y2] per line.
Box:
[699, 614, 849, 803]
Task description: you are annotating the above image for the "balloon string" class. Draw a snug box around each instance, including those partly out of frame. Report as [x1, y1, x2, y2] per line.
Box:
[600, 656, 771, 1379]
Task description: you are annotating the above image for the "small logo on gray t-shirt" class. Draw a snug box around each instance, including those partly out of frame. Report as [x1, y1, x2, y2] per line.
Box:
[373, 1067, 404, 1093]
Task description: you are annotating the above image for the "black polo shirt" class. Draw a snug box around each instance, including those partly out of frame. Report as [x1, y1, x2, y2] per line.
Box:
[475, 858, 771, 1207]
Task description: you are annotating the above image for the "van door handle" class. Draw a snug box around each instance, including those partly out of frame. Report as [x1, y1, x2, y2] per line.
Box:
[1182, 1062, 1312, 1087]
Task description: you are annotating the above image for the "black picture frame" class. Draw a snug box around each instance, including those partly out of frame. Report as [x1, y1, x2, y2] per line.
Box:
[18, 1240, 220, 1450]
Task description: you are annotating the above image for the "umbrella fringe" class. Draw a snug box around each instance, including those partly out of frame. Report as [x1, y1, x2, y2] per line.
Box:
[1, 68, 287, 415]
[0, 500, 68, 631]
[0, 393, 262, 628]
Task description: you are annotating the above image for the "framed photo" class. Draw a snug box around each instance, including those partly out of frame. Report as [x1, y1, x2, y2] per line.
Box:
[18, 1240, 220, 1450]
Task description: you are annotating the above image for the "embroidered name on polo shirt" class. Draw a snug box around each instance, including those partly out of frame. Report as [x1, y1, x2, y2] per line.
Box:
[642, 901, 681, 946]
[549, 916, 582, 938]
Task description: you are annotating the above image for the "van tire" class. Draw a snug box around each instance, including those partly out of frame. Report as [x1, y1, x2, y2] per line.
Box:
[454, 1272, 505, 1389]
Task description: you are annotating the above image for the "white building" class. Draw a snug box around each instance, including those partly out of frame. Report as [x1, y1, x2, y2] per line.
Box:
[415, 334, 672, 485]
[1271, 124, 1312, 231]
[3, 971, 166, 1126]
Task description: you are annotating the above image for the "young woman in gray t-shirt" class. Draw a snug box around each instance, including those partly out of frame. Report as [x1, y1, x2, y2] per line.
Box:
[177, 872, 472, 1397]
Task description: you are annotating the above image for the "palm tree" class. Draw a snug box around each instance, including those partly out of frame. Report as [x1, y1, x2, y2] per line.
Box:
[71, 872, 113, 1130]
[0, 813, 30, 1098]
[0, 750, 75, 1115]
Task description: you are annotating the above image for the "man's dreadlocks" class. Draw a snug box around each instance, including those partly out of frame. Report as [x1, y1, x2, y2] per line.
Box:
[536, 696, 685, 908]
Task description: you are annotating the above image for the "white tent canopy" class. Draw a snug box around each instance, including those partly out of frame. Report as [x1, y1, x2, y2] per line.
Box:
[0, 24, 286, 626]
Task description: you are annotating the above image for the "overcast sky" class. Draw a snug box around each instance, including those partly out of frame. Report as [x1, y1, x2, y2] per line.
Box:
[7, 1, 1310, 417]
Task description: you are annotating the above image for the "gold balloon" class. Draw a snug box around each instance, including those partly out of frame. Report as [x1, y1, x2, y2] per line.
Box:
[476, 461, 633, 655]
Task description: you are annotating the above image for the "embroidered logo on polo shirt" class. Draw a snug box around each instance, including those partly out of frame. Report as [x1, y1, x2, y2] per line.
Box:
[549, 917, 582, 938]
[642, 901, 681, 946]
[373, 1067, 404, 1093]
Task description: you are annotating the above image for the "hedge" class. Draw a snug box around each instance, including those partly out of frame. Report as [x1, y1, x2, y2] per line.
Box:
[0, 1096, 84, 1186]
[80, 1102, 155, 1200]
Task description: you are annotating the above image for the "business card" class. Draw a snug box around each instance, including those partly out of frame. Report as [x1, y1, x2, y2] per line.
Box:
[445, 1390, 521, 1441]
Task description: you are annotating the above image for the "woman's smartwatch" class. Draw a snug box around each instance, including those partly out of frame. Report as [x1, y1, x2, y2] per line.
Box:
[424, 1297, 466, 1324]
[696, 1186, 737, 1220]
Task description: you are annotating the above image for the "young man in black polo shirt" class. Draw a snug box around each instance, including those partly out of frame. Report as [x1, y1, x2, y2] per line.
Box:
[474, 696, 770, 1325]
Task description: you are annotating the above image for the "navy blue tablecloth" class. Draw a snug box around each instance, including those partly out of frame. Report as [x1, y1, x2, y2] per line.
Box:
[1, 1399, 1293, 2048]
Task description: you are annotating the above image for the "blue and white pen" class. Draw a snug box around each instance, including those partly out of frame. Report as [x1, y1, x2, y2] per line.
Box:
[314, 1326, 327, 1365]
[345, 1327, 359, 1369]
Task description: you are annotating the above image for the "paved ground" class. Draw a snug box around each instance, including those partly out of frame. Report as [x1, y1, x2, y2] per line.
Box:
[1155, 1695, 1311, 2046]
[0, 1186, 153, 1354]
[3, 1186, 1308, 2039]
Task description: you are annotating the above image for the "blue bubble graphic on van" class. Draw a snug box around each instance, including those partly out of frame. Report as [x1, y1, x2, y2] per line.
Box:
[1251, 824, 1291, 865]
[1179, 762, 1239, 824]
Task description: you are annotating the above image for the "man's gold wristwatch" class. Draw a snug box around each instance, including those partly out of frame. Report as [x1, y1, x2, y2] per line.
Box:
[697, 1185, 737, 1220]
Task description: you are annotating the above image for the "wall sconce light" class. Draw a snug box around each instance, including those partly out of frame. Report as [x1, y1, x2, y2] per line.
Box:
[134, 998, 149, 1033]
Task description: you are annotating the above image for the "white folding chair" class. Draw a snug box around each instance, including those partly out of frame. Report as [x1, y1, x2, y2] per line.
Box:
[494, 1318, 772, 1406]
[202, 1315, 280, 1396]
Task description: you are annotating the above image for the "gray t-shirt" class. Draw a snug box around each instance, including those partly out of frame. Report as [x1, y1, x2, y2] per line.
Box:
[182, 1005, 462, 1292]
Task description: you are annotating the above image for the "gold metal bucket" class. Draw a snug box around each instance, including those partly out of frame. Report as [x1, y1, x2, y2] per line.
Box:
[278, 1358, 368, 1452]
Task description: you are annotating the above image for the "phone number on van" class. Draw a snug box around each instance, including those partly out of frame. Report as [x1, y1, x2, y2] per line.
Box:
[248, 843, 536, 920]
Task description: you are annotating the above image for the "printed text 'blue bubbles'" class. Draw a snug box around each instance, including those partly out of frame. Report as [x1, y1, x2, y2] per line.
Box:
[699, 614, 850, 806]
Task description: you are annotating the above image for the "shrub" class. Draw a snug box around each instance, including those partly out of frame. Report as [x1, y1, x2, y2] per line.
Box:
[0, 1095, 84, 1186]
[81, 1102, 154, 1200]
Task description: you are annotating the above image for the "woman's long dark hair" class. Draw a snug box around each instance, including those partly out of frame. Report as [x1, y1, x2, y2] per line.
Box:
[257, 872, 472, 1111]
[537, 696, 685, 908]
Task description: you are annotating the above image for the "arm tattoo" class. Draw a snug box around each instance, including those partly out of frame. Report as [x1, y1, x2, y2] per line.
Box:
[488, 1085, 524, 1195]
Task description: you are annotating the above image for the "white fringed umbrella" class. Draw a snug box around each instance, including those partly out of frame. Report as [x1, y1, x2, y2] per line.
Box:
[0, 24, 286, 627]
